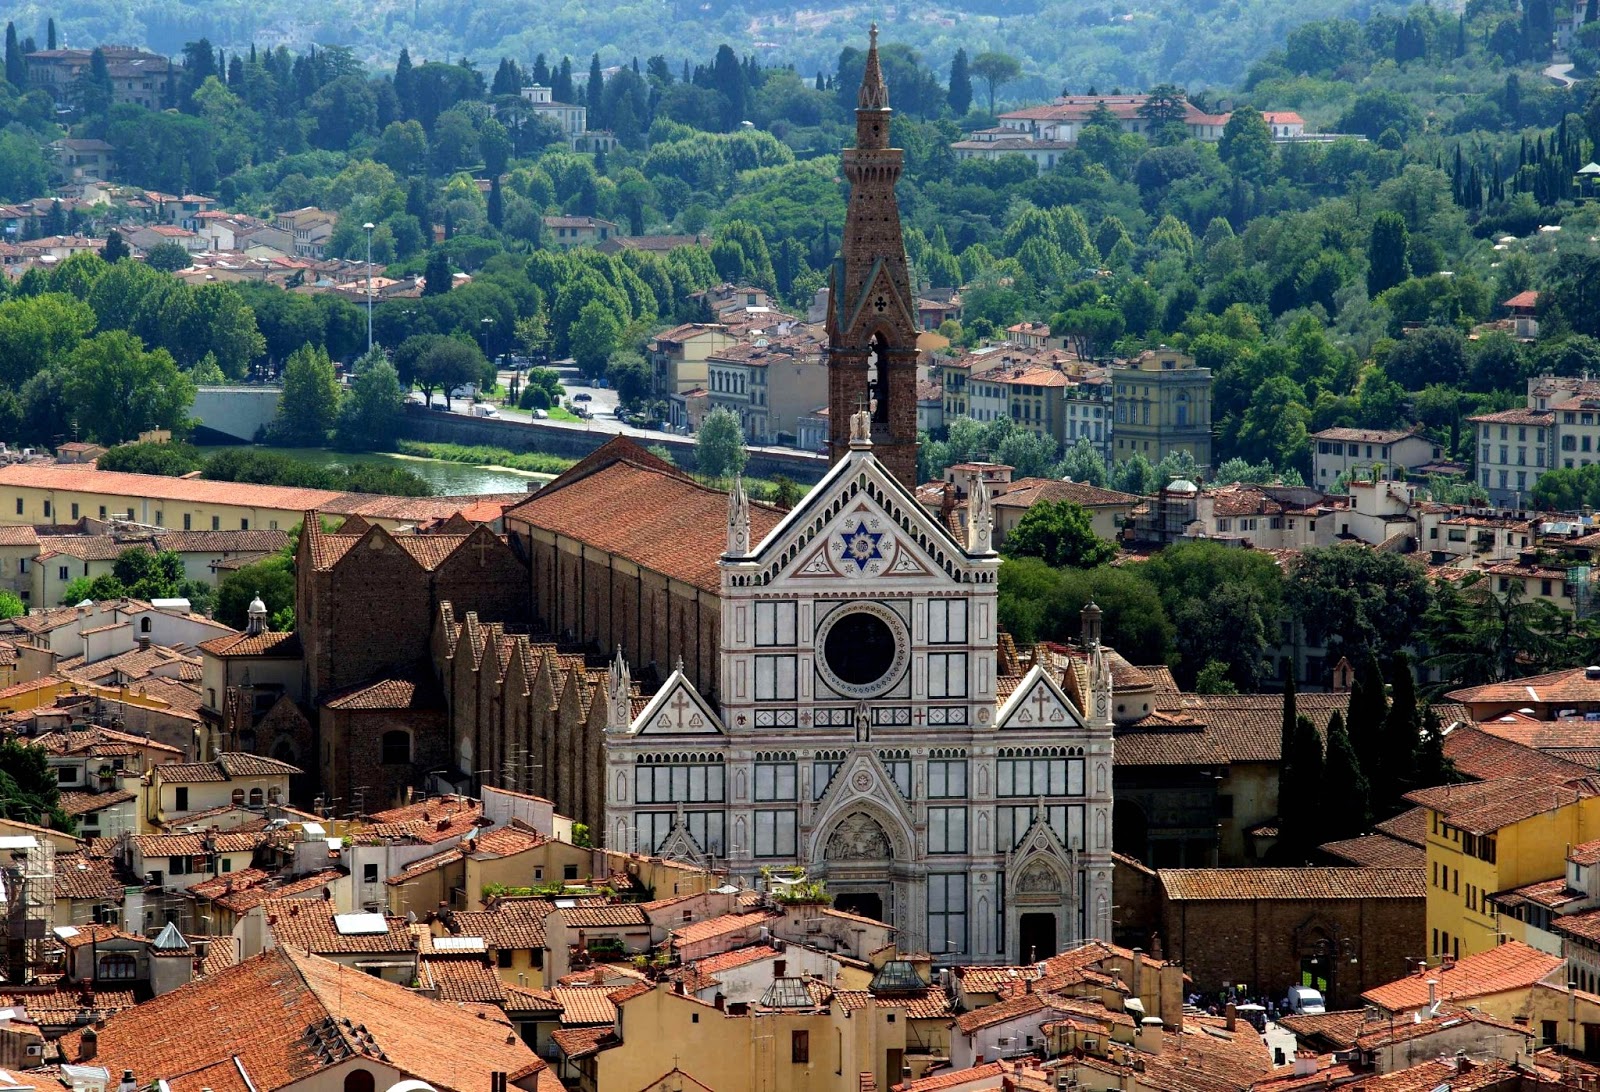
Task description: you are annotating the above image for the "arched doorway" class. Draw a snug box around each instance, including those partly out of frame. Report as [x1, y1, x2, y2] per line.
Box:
[820, 809, 897, 928]
[1019, 914, 1056, 963]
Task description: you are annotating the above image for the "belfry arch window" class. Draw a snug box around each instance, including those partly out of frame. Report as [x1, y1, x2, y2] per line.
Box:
[868, 331, 890, 424]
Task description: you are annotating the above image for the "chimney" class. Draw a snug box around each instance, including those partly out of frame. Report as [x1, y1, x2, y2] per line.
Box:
[77, 1026, 97, 1061]
[1129, 948, 1143, 1000]
[117, 1070, 137, 1092]
[1225, 1001, 1236, 1032]
[714, 993, 725, 1011]
[1293, 1052, 1317, 1077]
[1135, 1016, 1163, 1055]
[138, 636, 150, 651]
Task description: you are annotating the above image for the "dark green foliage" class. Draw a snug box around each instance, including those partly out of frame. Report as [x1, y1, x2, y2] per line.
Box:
[1322, 711, 1371, 840]
[1367, 212, 1410, 298]
[0, 738, 72, 833]
[200, 449, 433, 495]
[94, 441, 205, 476]
[144, 243, 193, 273]
[998, 557, 1173, 665]
[1286, 547, 1430, 665]
[1000, 501, 1117, 569]
[1276, 714, 1325, 862]
[216, 555, 295, 630]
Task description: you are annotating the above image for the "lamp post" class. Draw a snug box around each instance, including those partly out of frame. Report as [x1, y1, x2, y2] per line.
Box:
[362, 221, 376, 358]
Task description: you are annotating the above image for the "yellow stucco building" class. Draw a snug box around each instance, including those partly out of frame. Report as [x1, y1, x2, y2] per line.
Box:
[1110, 346, 1213, 471]
[1409, 777, 1600, 959]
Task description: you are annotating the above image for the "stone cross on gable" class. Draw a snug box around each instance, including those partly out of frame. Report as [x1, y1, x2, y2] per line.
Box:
[1032, 684, 1050, 722]
[472, 535, 494, 567]
[669, 691, 693, 725]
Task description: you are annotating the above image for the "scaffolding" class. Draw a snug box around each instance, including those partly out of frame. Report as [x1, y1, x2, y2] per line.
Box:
[0, 834, 55, 984]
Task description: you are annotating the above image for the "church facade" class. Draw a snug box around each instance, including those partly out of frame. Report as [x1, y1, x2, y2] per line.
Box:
[600, 30, 1113, 964]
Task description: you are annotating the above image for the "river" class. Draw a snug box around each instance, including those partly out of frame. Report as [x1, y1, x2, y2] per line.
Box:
[196, 445, 551, 496]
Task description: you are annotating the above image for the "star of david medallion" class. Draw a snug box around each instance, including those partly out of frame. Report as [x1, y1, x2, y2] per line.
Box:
[838, 521, 885, 572]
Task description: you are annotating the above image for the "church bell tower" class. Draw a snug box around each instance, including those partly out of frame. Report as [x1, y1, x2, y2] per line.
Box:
[827, 26, 920, 489]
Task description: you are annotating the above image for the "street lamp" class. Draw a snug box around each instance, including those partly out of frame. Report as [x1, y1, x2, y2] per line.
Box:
[362, 222, 376, 358]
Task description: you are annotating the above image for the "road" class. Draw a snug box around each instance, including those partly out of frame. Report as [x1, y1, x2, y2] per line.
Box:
[1544, 60, 1577, 87]
[411, 363, 826, 461]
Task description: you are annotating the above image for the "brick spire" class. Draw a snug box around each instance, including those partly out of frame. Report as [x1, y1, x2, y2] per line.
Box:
[827, 25, 918, 489]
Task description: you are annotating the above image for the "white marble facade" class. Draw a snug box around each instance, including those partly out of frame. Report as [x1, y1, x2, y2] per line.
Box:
[603, 417, 1114, 963]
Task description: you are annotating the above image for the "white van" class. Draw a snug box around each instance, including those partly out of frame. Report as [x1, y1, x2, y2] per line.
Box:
[470, 404, 500, 419]
[1286, 986, 1325, 1015]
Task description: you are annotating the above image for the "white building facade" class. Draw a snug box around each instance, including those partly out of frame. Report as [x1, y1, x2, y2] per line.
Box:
[602, 414, 1114, 965]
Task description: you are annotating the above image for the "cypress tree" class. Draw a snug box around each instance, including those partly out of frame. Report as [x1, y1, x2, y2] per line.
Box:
[1323, 712, 1371, 840]
[1373, 654, 1421, 815]
[46, 18, 56, 51]
[1279, 715, 1326, 862]
[948, 48, 973, 115]
[1345, 652, 1389, 773]
[394, 47, 414, 118]
[1280, 671, 1297, 763]
[102, 230, 128, 263]
[553, 57, 574, 104]
[587, 54, 605, 127]
[1416, 706, 1458, 788]
[487, 177, 504, 230]
[4, 23, 25, 90]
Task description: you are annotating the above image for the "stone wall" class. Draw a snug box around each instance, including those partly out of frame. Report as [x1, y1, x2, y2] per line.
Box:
[320, 704, 449, 815]
[398, 407, 829, 483]
[1158, 890, 1424, 1008]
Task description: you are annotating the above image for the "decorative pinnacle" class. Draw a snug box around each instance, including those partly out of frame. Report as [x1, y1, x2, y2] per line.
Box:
[858, 24, 889, 111]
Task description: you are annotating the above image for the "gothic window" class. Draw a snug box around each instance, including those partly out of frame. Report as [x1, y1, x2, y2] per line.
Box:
[998, 757, 1084, 797]
[880, 752, 912, 798]
[754, 601, 797, 646]
[754, 810, 798, 857]
[635, 756, 726, 804]
[928, 874, 967, 957]
[812, 755, 845, 800]
[997, 804, 1086, 850]
[380, 731, 411, 766]
[755, 655, 797, 701]
[927, 652, 968, 699]
[928, 600, 968, 644]
[928, 807, 967, 854]
[928, 759, 968, 798]
[754, 761, 798, 801]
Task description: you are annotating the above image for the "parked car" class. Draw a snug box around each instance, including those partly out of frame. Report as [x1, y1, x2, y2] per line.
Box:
[1285, 986, 1325, 1015]
[573, 392, 593, 402]
[530, 408, 549, 419]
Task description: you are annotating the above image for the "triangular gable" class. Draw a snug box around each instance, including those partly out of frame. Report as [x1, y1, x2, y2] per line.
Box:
[346, 522, 425, 571]
[842, 256, 916, 341]
[996, 664, 1086, 732]
[745, 448, 973, 584]
[630, 670, 725, 736]
[809, 748, 917, 860]
[438, 523, 516, 570]
[654, 806, 709, 868]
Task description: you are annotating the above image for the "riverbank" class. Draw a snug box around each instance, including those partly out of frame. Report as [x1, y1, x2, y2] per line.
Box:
[195, 444, 549, 495]
[396, 441, 574, 476]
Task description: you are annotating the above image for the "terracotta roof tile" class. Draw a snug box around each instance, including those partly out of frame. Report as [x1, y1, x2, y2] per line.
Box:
[58, 788, 137, 817]
[56, 947, 547, 1092]
[1405, 776, 1594, 834]
[152, 761, 228, 783]
[197, 630, 302, 658]
[421, 953, 506, 1002]
[834, 988, 952, 1019]
[671, 910, 777, 946]
[552, 984, 619, 1025]
[561, 904, 648, 928]
[1361, 940, 1563, 1012]
[189, 868, 344, 914]
[1275, 1008, 1368, 1049]
[1319, 833, 1426, 869]
[1158, 868, 1424, 900]
[505, 439, 784, 592]
[447, 898, 554, 950]
[261, 899, 415, 954]
[893, 1061, 1007, 1091]
[1443, 724, 1599, 784]
[551, 1025, 615, 1060]
[54, 853, 136, 899]
[992, 478, 1142, 510]
[1374, 807, 1429, 847]
[321, 675, 438, 711]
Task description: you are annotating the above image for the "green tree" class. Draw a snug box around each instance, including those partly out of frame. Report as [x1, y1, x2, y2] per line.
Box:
[696, 406, 748, 479]
[1287, 546, 1429, 665]
[0, 737, 73, 832]
[144, 243, 193, 274]
[0, 591, 22, 620]
[423, 250, 453, 296]
[1276, 714, 1325, 863]
[334, 352, 406, 452]
[102, 231, 130, 263]
[215, 555, 295, 629]
[570, 299, 622, 377]
[270, 343, 341, 446]
[60, 332, 196, 445]
[970, 52, 1021, 113]
[1367, 212, 1410, 298]
[947, 48, 973, 115]
[1344, 652, 1389, 774]
[1218, 105, 1275, 180]
[1194, 660, 1238, 694]
[1322, 711, 1371, 840]
[1000, 500, 1116, 569]
[96, 441, 205, 476]
[1373, 654, 1421, 816]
